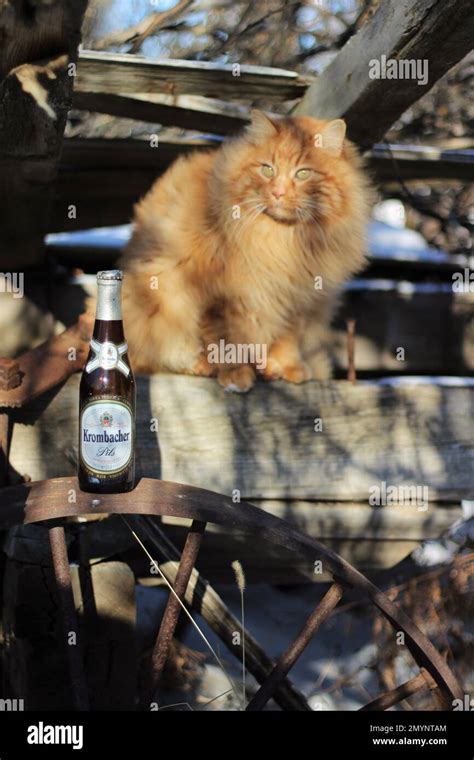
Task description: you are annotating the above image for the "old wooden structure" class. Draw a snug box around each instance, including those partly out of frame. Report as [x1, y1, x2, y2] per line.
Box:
[0, 0, 473, 710]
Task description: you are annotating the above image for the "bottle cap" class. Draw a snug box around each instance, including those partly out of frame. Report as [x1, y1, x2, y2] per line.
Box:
[97, 270, 123, 281]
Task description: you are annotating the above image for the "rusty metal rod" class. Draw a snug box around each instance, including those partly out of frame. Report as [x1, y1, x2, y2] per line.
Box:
[359, 671, 427, 711]
[48, 525, 89, 711]
[346, 318, 356, 384]
[149, 520, 207, 698]
[135, 515, 311, 711]
[0, 413, 11, 487]
[246, 581, 345, 711]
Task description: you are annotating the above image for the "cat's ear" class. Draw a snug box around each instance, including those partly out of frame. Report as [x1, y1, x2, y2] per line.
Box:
[321, 119, 346, 156]
[246, 110, 279, 142]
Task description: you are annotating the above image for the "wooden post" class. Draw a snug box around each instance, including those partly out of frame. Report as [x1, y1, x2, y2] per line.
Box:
[0, 0, 88, 269]
[293, 0, 474, 148]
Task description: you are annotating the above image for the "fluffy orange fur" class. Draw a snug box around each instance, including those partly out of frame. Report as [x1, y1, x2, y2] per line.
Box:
[119, 111, 373, 391]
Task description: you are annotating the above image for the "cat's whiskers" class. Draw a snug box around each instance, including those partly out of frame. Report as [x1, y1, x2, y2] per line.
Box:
[231, 203, 266, 243]
[223, 202, 263, 245]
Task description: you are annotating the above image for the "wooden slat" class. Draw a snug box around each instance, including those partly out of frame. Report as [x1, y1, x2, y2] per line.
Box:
[76, 50, 312, 101]
[333, 284, 474, 375]
[154, 497, 461, 578]
[73, 91, 249, 135]
[1, 276, 472, 377]
[49, 137, 474, 232]
[370, 144, 474, 182]
[0, 0, 88, 268]
[8, 374, 474, 502]
[52, 138, 210, 232]
[293, 0, 474, 148]
[70, 90, 474, 182]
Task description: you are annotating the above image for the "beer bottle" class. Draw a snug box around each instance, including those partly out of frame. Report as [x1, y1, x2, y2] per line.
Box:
[79, 270, 136, 493]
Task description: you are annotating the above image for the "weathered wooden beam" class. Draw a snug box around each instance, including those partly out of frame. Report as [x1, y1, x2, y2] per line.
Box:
[48, 137, 474, 233]
[73, 91, 250, 136]
[293, 0, 474, 148]
[49, 136, 474, 232]
[0, 0, 88, 269]
[1, 274, 472, 377]
[69, 90, 474, 182]
[76, 50, 312, 101]
[333, 283, 474, 375]
[370, 144, 474, 183]
[8, 374, 474, 502]
[52, 138, 211, 231]
[71, 89, 474, 182]
[152, 497, 462, 579]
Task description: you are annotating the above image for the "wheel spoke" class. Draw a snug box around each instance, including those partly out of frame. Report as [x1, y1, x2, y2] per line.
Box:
[48, 525, 89, 711]
[148, 519, 206, 697]
[360, 671, 427, 711]
[246, 581, 345, 711]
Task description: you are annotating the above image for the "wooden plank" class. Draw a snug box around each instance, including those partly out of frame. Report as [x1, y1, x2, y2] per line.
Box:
[48, 137, 474, 232]
[293, 0, 474, 148]
[153, 498, 461, 579]
[333, 283, 474, 374]
[370, 144, 474, 183]
[76, 50, 312, 101]
[0, 0, 88, 268]
[52, 138, 210, 232]
[73, 91, 249, 135]
[70, 90, 474, 181]
[1, 276, 472, 378]
[0, 496, 462, 581]
[8, 375, 474, 501]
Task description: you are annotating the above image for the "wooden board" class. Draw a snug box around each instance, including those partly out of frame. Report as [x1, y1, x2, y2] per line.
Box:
[2, 497, 461, 580]
[76, 50, 312, 101]
[48, 137, 474, 232]
[1, 277, 472, 377]
[333, 283, 474, 374]
[73, 91, 250, 136]
[8, 375, 474, 502]
[71, 91, 474, 181]
[152, 497, 462, 580]
[293, 0, 474, 148]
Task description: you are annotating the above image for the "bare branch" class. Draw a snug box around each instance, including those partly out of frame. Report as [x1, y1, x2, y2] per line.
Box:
[93, 0, 194, 53]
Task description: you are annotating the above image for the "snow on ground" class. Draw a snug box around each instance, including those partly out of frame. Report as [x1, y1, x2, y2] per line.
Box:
[46, 220, 474, 269]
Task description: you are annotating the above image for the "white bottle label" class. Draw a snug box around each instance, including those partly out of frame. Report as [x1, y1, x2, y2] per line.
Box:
[80, 399, 133, 475]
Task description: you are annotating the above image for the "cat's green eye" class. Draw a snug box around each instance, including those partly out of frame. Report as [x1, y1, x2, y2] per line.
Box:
[261, 164, 274, 178]
[295, 168, 312, 180]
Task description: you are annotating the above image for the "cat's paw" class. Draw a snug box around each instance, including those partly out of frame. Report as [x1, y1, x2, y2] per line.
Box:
[218, 366, 255, 393]
[281, 361, 312, 384]
[260, 357, 284, 381]
[190, 354, 217, 377]
[261, 358, 312, 384]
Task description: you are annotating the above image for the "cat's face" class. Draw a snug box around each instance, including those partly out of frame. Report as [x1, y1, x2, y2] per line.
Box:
[227, 112, 348, 227]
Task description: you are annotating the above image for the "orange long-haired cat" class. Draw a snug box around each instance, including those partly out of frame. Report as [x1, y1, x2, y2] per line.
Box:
[119, 111, 372, 391]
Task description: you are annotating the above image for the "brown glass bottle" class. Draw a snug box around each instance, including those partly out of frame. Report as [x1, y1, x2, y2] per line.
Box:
[78, 270, 136, 493]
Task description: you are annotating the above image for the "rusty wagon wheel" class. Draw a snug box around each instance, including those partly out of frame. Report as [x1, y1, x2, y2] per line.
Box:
[0, 476, 464, 712]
